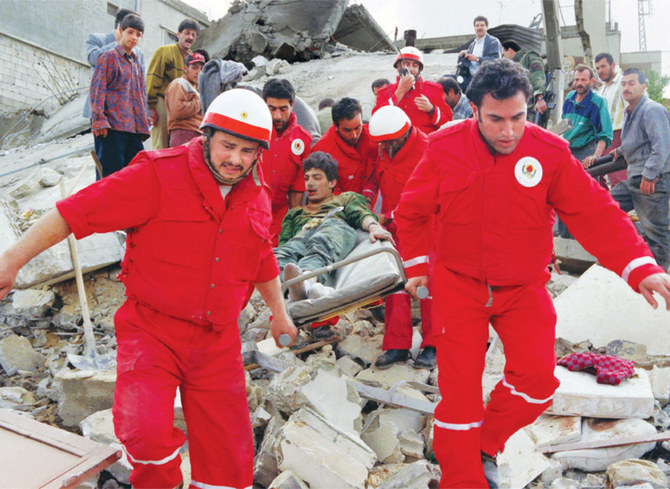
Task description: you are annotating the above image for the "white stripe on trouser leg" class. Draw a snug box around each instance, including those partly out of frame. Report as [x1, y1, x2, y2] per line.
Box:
[502, 376, 553, 404]
[434, 417, 484, 431]
[123, 445, 181, 465]
[191, 481, 252, 489]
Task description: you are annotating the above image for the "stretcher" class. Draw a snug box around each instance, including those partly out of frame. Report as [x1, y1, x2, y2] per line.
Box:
[281, 230, 407, 326]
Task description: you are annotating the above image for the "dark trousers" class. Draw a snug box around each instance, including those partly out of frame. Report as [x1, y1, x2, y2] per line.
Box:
[94, 129, 144, 179]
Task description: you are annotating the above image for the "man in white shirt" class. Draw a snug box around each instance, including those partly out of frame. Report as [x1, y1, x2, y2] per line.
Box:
[457, 16, 502, 89]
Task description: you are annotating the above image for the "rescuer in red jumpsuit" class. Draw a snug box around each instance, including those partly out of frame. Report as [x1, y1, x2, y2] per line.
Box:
[367, 106, 434, 369]
[0, 89, 297, 489]
[373, 46, 452, 135]
[394, 59, 670, 488]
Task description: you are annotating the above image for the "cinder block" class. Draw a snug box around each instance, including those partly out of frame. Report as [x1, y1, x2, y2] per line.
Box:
[54, 368, 116, 428]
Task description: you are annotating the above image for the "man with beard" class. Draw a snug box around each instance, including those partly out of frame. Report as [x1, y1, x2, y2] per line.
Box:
[146, 18, 200, 150]
[90, 14, 149, 178]
[312, 97, 378, 203]
[0, 89, 297, 488]
[595, 52, 628, 188]
[367, 106, 435, 369]
[394, 58, 670, 488]
[261, 78, 313, 245]
[373, 47, 452, 134]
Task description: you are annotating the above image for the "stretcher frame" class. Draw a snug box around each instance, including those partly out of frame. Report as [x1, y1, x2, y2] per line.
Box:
[281, 242, 407, 326]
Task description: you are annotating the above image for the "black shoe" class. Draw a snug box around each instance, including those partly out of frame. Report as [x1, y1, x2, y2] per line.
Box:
[374, 349, 409, 369]
[481, 451, 501, 489]
[413, 346, 436, 369]
[311, 325, 338, 341]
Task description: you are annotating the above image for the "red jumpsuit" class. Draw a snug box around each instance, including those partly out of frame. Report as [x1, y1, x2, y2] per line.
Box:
[368, 127, 433, 350]
[262, 111, 312, 244]
[394, 119, 664, 488]
[373, 77, 452, 135]
[57, 138, 278, 489]
[312, 124, 378, 201]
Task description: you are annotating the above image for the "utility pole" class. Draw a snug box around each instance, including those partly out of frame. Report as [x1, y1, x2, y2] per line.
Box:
[542, 0, 565, 126]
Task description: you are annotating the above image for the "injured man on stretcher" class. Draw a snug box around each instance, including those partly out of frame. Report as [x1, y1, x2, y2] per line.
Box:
[275, 151, 394, 302]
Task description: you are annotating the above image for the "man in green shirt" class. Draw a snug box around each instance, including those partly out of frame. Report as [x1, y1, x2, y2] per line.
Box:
[502, 40, 547, 120]
[276, 151, 392, 302]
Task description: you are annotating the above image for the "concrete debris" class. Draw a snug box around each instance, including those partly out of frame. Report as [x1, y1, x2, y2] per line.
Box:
[527, 414, 582, 448]
[375, 460, 441, 489]
[648, 366, 670, 406]
[337, 332, 384, 367]
[53, 368, 116, 428]
[606, 339, 649, 363]
[398, 429, 425, 460]
[264, 364, 313, 415]
[361, 417, 403, 463]
[549, 367, 654, 419]
[337, 355, 364, 377]
[275, 407, 377, 489]
[546, 272, 579, 298]
[269, 470, 310, 489]
[355, 363, 430, 390]
[11, 288, 56, 317]
[606, 459, 667, 488]
[497, 429, 550, 489]
[0, 386, 37, 409]
[555, 265, 670, 356]
[0, 334, 46, 375]
[553, 418, 657, 472]
[254, 414, 287, 487]
[38, 167, 62, 187]
[549, 478, 580, 489]
[553, 237, 597, 273]
[541, 459, 567, 485]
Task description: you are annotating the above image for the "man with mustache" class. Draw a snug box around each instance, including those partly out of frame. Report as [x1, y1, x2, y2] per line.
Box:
[394, 59, 670, 488]
[611, 68, 670, 271]
[0, 89, 297, 488]
[90, 14, 149, 178]
[146, 18, 200, 150]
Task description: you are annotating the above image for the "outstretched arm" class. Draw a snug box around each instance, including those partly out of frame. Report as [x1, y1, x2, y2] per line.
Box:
[639, 273, 670, 310]
[0, 209, 72, 299]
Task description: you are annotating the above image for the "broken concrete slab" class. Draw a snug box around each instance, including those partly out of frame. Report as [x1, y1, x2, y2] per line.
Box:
[0, 386, 37, 410]
[276, 407, 377, 489]
[552, 418, 657, 472]
[548, 367, 654, 419]
[398, 429, 424, 460]
[497, 429, 550, 489]
[554, 265, 670, 356]
[526, 414, 582, 447]
[332, 3, 394, 53]
[265, 364, 313, 415]
[549, 478, 580, 489]
[0, 334, 46, 375]
[361, 418, 403, 463]
[375, 460, 441, 489]
[606, 459, 667, 488]
[12, 288, 55, 317]
[649, 366, 670, 405]
[553, 237, 597, 273]
[355, 364, 430, 390]
[53, 368, 116, 428]
[337, 333, 383, 367]
[337, 355, 364, 377]
[269, 470, 310, 489]
[254, 414, 287, 487]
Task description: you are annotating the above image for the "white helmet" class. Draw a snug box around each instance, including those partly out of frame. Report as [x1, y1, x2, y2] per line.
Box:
[200, 88, 272, 150]
[393, 46, 424, 70]
[369, 106, 412, 143]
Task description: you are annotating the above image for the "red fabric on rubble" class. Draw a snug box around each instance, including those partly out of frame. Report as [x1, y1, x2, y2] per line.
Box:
[557, 352, 635, 385]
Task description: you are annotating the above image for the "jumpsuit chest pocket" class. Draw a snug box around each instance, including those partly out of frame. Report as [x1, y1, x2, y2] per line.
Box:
[507, 180, 551, 229]
[154, 202, 214, 269]
[438, 172, 477, 224]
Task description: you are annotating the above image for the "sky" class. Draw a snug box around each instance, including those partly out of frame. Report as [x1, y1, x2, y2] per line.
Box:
[184, 0, 670, 69]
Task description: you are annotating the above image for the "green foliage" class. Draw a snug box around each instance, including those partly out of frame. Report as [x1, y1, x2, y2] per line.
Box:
[646, 70, 670, 104]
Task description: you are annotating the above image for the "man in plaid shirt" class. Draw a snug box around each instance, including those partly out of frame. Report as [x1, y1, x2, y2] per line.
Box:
[90, 14, 149, 178]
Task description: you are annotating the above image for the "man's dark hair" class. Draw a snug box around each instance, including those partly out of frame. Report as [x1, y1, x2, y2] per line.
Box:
[303, 151, 338, 182]
[262, 78, 295, 104]
[115, 8, 136, 28]
[473, 15, 489, 26]
[194, 49, 210, 63]
[438, 76, 461, 95]
[178, 18, 200, 34]
[466, 58, 532, 108]
[371, 78, 390, 93]
[574, 64, 595, 79]
[502, 40, 522, 52]
[121, 14, 144, 34]
[623, 68, 647, 84]
[318, 98, 335, 111]
[331, 97, 362, 126]
[595, 52, 614, 65]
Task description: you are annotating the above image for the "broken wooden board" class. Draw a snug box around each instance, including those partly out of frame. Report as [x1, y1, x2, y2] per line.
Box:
[0, 409, 121, 488]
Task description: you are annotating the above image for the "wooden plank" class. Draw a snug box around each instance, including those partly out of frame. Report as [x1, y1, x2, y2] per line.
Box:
[349, 382, 437, 415]
[540, 432, 670, 454]
[48, 446, 122, 489]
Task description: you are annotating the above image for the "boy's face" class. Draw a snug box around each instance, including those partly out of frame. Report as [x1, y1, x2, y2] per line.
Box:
[304, 168, 336, 204]
[120, 27, 142, 53]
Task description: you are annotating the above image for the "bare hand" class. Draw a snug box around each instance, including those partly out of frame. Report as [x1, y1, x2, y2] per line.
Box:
[535, 98, 547, 114]
[465, 53, 478, 62]
[415, 95, 434, 113]
[582, 155, 596, 169]
[150, 109, 159, 126]
[641, 177, 657, 195]
[638, 273, 670, 310]
[378, 214, 392, 227]
[396, 74, 415, 97]
[612, 150, 620, 161]
[92, 128, 108, 138]
[405, 275, 429, 300]
[270, 314, 298, 348]
[368, 223, 395, 245]
[458, 50, 467, 57]
[0, 260, 19, 301]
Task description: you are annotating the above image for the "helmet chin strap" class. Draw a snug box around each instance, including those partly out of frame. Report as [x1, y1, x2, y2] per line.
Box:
[202, 135, 260, 186]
